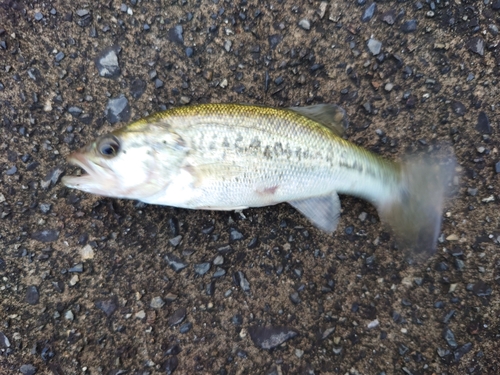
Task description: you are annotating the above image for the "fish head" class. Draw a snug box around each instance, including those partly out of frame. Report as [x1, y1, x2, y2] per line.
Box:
[62, 127, 186, 200]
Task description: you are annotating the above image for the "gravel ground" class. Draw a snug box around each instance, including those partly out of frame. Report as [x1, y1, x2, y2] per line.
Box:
[1, 1, 500, 374]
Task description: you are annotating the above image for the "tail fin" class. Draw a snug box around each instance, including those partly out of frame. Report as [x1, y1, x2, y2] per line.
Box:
[378, 151, 457, 263]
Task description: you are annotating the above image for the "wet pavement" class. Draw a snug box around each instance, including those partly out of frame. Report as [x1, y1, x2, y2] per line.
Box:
[1, 1, 499, 374]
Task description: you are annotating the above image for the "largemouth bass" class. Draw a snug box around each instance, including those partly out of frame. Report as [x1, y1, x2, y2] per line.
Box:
[62, 103, 455, 256]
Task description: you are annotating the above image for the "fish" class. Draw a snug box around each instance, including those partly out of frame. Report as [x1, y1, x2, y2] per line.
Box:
[62, 103, 455, 259]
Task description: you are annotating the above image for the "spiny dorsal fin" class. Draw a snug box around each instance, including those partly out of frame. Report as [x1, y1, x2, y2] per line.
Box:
[288, 104, 349, 137]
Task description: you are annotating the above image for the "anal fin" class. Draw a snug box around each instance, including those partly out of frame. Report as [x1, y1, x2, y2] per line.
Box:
[288, 192, 341, 233]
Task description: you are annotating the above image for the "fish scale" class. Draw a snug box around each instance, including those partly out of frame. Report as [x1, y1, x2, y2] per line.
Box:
[170, 105, 399, 208]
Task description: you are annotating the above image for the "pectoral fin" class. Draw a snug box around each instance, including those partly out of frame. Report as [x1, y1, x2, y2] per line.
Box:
[288, 192, 341, 233]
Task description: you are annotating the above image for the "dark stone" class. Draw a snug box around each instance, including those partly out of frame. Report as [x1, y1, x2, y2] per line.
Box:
[361, 3, 377, 22]
[233, 271, 250, 293]
[31, 229, 59, 243]
[248, 326, 298, 350]
[105, 95, 130, 124]
[472, 281, 492, 297]
[95, 298, 118, 317]
[55, 52, 65, 62]
[179, 322, 192, 333]
[401, 19, 417, 33]
[168, 25, 184, 45]
[168, 307, 187, 326]
[206, 281, 215, 295]
[289, 292, 301, 304]
[442, 310, 456, 324]
[0, 332, 10, 348]
[165, 344, 181, 356]
[155, 78, 164, 89]
[443, 327, 458, 348]
[41, 166, 64, 189]
[467, 36, 484, 56]
[232, 84, 245, 93]
[25, 286, 40, 305]
[434, 301, 445, 309]
[20, 364, 37, 375]
[68, 106, 83, 117]
[76, 10, 92, 27]
[229, 227, 244, 241]
[69, 263, 83, 273]
[212, 267, 226, 278]
[130, 78, 146, 100]
[164, 356, 179, 374]
[40, 345, 55, 362]
[5, 166, 17, 175]
[380, 10, 396, 25]
[495, 161, 500, 174]
[95, 46, 121, 79]
[194, 262, 211, 276]
[169, 235, 182, 247]
[453, 342, 473, 362]
[476, 111, 491, 133]
[231, 314, 243, 325]
[247, 236, 259, 249]
[398, 343, 409, 355]
[164, 253, 188, 272]
[451, 101, 466, 116]
[268, 34, 282, 49]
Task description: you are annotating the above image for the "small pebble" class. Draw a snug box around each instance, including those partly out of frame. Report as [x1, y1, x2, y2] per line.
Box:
[248, 326, 298, 350]
[295, 349, 304, 358]
[179, 322, 192, 333]
[194, 262, 211, 276]
[150, 296, 165, 309]
[168, 25, 184, 45]
[164, 253, 188, 272]
[25, 286, 40, 305]
[361, 3, 377, 22]
[64, 310, 74, 321]
[476, 112, 491, 134]
[95, 46, 121, 78]
[401, 19, 417, 33]
[467, 36, 484, 56]
[0, 332, 10, 348]
[105, 95, 130, 124]
[20, 364, 37, 375]
[168, 307, 187, 326]
[69, 275, 79, 286]
[31, 229, 59, 243]
[80, 244, 94, 260]
[298, 19, 311, 30]
[367, 38, 382, 55]
[95, 298, 117, 317]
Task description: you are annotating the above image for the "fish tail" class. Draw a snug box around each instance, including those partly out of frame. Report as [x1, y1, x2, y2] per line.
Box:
[377, 150, 456, 262]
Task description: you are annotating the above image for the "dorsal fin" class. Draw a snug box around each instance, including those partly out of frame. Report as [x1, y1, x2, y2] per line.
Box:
[288, 104, 349, 137]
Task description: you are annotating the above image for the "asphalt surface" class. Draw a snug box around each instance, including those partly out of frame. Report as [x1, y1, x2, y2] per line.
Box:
[1, 1, 499, 374]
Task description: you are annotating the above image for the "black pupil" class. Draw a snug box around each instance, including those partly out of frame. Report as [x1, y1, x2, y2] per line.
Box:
[99, 137, 119, 156]
[102, 145, 115, 155]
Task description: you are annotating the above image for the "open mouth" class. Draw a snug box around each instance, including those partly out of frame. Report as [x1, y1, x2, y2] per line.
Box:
[61, 152, 98, 187]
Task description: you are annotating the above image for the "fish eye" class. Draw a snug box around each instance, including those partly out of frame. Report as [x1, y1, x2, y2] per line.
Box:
[98, 136, 120, 157]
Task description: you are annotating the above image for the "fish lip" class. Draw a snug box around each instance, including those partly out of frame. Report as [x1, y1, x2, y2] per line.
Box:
[62, 151, 109, 187]
[67, 151, 95, 174]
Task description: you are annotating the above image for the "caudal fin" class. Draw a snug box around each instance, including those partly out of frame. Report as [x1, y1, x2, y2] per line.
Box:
[378, 151, 456, 263]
